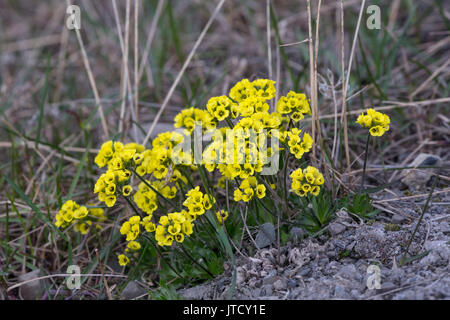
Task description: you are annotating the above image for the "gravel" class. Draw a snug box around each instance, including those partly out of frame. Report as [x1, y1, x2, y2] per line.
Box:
[179, 198, 450, 300]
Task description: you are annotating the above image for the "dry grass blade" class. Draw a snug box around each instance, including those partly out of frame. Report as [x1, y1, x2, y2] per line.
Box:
[314, 0, 323, 163]
[266, 0, 272, 81]
[117, 0, 130, 134]
[142, 0, 227, 145]
[340, 0, 367, 170]
[137, 0, 165, 83]
[134, 0, 139, 120]
[306, 0, 316, 159]
[66, 0, 108, 138]
[410, 57, 450, 99]
[339, 0, 350, 168]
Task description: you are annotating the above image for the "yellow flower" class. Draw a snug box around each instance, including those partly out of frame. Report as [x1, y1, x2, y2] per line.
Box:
[126, 224, 140, 241]
[122, 185, 133, 196]
[73, 206, 89, 219]
[290, 166, 324, 197]
[242, 188, 254, 202]
[291, 111, 304, 122]
[109, 157, 123, 171]
[118, 254, 130, 266]
[127, 241, 141, 251]
[255, 184, 266, 198]
[189, 203, 205, 216]
[104, 195, 116, 207]
[214, 105, 229, 121]
[356, 109, 390, 137]
[301, 184, 311, 192]
[120, 221, 131, 235]
[105, 183, 116, 195]
[129, 215, 141, 225]
[182, 221, 193, 235]
[310, 185, 320, 196]
[144, 222, 156, 232]
[175, 233, 185, 243]
[216, 210, 228, 224]
[159, 216, 169, 226]
[369, 125, 385, 137]
[63, 211, 74, 223]
[203, 195, 215, 210]
[78, 222, 91, 235]
[168, 223, 181, 235]
[234, 188, 243, 202]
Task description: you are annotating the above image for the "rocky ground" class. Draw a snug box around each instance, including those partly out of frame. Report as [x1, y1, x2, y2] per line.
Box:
[180, 192, 450, 300]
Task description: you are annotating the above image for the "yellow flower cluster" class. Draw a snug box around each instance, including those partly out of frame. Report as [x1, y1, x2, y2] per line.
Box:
[183, 186, 216, 217]
[117, 186, 218, 265]
[133, 181, 159, 215]
[290, 166, 324, 197]
[94, 141, 145, 168]
[120, 215, 143, 241]
[55, 200, 105, 234]
[202, 123, 279, 180]
[356, 108, 390, 137]
[155, 211, 194, 246]
[174, 107, 217, 134]
[118, 214, 156, 266]
[284, 128, 314, 160]
[136, 132, 186, 179]
[233, 176, 266, 202]
[206, 96, 237, 121]
[276, 91, 311, 122]
[82, 78, 323, 268]
[93, 141, 147, 207]
[229, 79, 275, 117]
[94, 168, 133, 207]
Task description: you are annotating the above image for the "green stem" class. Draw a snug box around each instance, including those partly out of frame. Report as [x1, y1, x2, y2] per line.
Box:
[180, 245, 214, 279]
[130, 168, 181, 211]
[360, 132, 371, 193]
[122, 195, 185, 280]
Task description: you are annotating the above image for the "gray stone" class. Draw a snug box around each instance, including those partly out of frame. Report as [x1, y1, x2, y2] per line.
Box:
[334, 285, 349, 299]
[333, 239, 346, 249]
[290, 227, 305, 242]
[391, 214, 408, 224]
[377, 281, 396, 293]
[297, 266, 312, 277]
[338, 264, 358, 280]
[252, 288, 262, 297]
[262, 274, 278, 285]
[327, 250, 337, 258]
[329, 222, 347, 236]
[258, 295, 279, 300]
[255, 223, 276, 248]
[260, 284, 273, 296]
[401, 153, 441, 190]
[350, 289, 361, 299]
[121, 280, 146, 300]
[18, 269, 45, 300]
[287, 279, 297, 289]
[182, 283, 213, 300]
[273, 279, 286, 291]
[420, 240, 450, 266]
